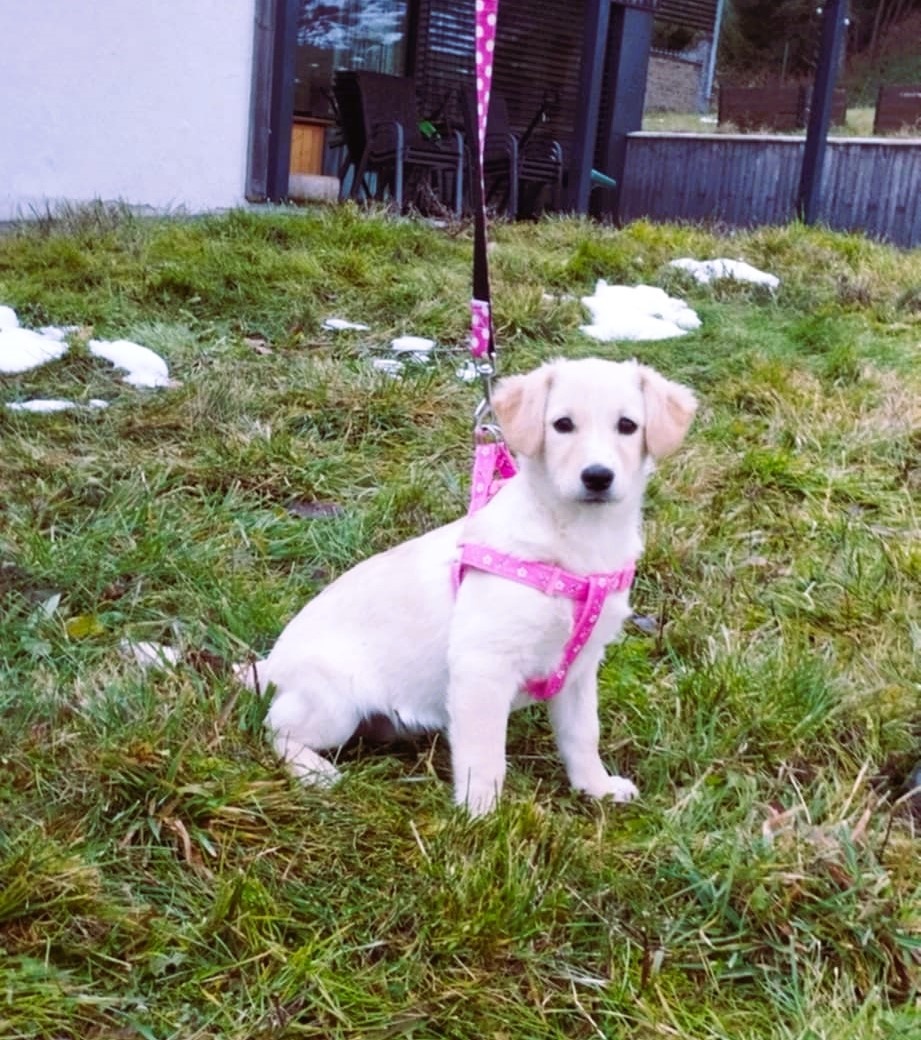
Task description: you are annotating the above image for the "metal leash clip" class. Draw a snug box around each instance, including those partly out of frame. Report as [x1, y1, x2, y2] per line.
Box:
[474, 420, 504, 447]
[472, 357, 500, 443]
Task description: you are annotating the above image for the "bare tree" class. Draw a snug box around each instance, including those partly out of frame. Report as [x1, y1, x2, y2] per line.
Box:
[869, 0, 914, 60]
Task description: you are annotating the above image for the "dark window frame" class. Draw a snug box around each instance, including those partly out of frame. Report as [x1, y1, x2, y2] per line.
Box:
[247, 0, 299, 201]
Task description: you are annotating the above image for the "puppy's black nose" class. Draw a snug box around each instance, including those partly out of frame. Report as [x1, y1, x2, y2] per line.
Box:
[581, 464, 614, 493]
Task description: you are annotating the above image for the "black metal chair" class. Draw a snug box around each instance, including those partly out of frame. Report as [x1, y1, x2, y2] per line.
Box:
[463, 87, 564, 218]
[333, 70, 464, 216]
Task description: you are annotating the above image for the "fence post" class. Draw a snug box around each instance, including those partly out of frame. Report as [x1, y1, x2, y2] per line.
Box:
[701, 0, 727, 112]
[797, 0, 848, 224]
[593, 3, 655, 220]
[566, 0, 612, 213]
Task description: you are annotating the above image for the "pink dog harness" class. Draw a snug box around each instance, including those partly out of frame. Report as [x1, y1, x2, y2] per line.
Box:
[455, 542, 635, 699]
[454, 439, 636, 700]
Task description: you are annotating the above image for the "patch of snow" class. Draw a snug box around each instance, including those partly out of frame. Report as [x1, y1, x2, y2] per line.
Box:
[390, 335, 435, 355]
[371, 358, 404, 377]
[670, 257, 780, 289]
[37, 325, 79, 342]
[323, 317, 371, 331]
[6, 399, 79, 413]
[1, 304, 171, 399]
[390, 335, 435, 364]
[0, 305, 20, 331]
[6, 398, 109, 413]
[579, 281, 701, 342]
[88, 338, 171, 387]
[0, 326, 70, 374]
[120, 640, 181, 670]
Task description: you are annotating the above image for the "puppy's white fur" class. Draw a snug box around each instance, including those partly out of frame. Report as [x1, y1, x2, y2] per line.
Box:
[249, 358, 696, 814]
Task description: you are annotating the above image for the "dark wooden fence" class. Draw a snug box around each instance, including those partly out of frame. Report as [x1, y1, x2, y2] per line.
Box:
[718, 85, 847, 131]
[873, 85, 921, 134]
[718, 86, 805, 131]
[619, 132, 921, 247]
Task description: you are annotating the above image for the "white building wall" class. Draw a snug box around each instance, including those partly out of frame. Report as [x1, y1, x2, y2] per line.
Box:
[0, 1, 255, 219]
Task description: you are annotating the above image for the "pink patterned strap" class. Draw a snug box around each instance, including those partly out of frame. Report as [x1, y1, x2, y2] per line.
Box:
[467, 439, 517, 514]
[474, 0, 499, 174]
[458, 543, 589, 598]
[470, 297, 492, 359]
[523, 580, 613, 700]
[469, 0, 499, 360]
[455, 542, 635, 700]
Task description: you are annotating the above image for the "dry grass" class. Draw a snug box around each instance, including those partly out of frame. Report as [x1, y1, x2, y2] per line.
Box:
[643, 106, 881, 137]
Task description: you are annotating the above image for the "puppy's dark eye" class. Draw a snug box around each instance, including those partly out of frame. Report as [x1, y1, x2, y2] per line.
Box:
[617, 417, 638, 435]
[552, 416, 575, 433]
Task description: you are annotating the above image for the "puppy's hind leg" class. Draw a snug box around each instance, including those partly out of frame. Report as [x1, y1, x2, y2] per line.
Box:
[266, 679, 362, 788]
[236, 658, 340, 781]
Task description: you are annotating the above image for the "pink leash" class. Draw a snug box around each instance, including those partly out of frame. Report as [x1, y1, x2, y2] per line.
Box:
[456, 1, 635, 701]
[470, 0, 499, 367]
[467, 0, 513, 498]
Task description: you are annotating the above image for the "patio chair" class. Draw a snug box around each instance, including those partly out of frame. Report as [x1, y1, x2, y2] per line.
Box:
[463, 87, 564, 218]
[333, 70, 464, 216]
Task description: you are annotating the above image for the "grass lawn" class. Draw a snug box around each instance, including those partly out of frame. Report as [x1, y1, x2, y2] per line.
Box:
[642, 106, 878, 135]
[0, 203, 919, 1039]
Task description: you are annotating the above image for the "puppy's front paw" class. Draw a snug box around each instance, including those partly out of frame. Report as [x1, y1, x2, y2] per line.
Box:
[454, 781, 500, 817]
[581, 774, 639, 803]
[604, 774, 639, 802]
[278, 743, 342, 788]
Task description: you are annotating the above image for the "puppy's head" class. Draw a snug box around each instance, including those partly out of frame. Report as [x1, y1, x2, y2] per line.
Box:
[492, 358, 696, 505]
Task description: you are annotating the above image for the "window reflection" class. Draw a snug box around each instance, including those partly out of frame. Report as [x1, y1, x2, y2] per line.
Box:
[294, 0, 409, 118]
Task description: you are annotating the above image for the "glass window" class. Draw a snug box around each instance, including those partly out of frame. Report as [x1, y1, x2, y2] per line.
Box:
[295, 0, 410, 118]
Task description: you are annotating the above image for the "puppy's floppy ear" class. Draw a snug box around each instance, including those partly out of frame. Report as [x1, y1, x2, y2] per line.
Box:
[639, 364, 697, 458]
[492, 364, 554, 457]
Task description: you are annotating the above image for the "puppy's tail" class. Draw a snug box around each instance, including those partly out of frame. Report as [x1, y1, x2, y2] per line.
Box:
[233, 656, 266, 694]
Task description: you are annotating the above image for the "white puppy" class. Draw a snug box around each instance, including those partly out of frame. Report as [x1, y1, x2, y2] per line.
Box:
[249, 358, 696, 814]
